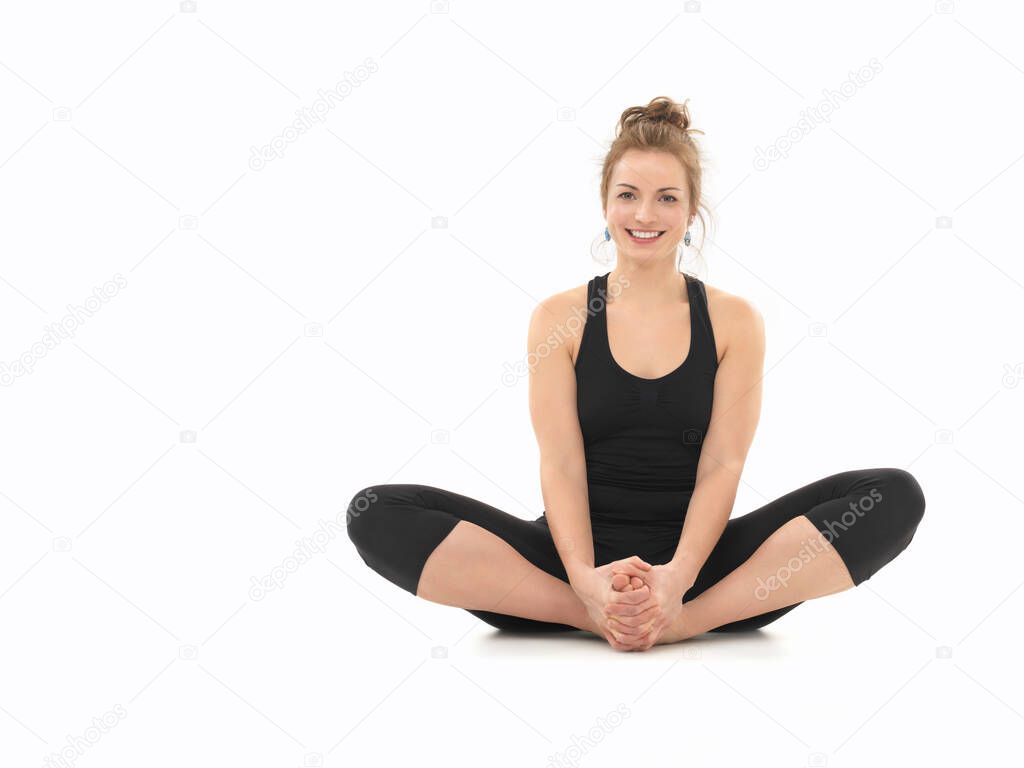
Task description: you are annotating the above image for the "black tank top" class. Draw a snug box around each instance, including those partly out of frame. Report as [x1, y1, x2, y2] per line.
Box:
[575, 271, 719, 530]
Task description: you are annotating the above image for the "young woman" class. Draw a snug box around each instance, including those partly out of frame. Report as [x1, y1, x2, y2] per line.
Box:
[346, 96, 926, 652]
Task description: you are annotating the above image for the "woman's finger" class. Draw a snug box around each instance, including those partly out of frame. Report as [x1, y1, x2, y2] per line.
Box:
[608, 617, 654, 637]
[606, 585, 653, 606]
[610, 562, 651, 580]
[606, 630, 637, 651]
[618, 625, 654, 646]
[626, 556, 652, 570]
[608, 617, 657, 640]
[605, 599, 652, 619]
[612, 556, 651, 572]
[608, 603, 659, 626]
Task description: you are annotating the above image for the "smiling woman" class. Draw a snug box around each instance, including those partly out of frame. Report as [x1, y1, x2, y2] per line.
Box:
[347, 96, 927, 652]
[599, 96, 711, 269]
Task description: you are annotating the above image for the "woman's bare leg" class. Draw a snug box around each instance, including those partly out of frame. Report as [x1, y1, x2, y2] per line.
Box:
[656, 515, 856, 643]
[416, 520, 599, 633]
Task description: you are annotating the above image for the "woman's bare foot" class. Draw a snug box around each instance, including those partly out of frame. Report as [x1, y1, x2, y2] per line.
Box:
[610, 571, 699, 646]
[651, 603, 699, 645]
[610, 572, 644, 591]
[608, 572, 655, 649]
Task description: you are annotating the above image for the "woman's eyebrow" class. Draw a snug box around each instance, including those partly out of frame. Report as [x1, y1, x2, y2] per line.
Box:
[615, 183, 683, 192]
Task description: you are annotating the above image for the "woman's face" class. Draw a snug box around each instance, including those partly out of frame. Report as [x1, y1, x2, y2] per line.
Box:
[604, 148, 692, 263]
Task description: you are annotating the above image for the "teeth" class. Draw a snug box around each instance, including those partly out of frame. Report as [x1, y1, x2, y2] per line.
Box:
[628, 229, 662, 239]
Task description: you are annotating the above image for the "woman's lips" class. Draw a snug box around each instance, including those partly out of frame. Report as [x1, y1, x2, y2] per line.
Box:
[625, 229, 665, 244]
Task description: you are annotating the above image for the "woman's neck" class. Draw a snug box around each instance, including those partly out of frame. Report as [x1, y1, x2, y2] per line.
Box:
[608, 263, 686, 309]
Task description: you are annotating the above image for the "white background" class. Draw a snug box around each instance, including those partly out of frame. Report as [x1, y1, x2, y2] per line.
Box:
[1, 1, 1022, 766]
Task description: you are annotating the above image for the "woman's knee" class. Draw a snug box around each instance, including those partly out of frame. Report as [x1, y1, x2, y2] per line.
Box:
[346, 484, 403, 548]
[816, 468, 927, 585]
[345, 483, 454, 560]
[878, 468, 926, 534]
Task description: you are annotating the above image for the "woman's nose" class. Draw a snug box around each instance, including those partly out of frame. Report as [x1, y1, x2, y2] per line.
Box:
[635, 207, 656, 223]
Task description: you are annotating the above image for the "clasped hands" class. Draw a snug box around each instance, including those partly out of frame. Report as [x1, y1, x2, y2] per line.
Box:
[575, 556, 689, 652]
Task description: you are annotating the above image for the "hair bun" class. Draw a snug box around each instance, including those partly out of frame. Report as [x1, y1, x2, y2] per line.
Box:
[616, 96, 700, 138]
[643, 96, 689, 130]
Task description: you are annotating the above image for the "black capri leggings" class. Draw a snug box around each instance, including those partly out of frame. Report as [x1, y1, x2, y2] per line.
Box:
[346, 467, 925, 633]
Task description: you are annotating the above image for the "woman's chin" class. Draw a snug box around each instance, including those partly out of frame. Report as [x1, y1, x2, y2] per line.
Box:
[621, 248, 669, 262]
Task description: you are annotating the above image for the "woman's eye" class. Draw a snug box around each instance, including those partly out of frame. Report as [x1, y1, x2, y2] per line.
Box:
[618, 192, 677, 202]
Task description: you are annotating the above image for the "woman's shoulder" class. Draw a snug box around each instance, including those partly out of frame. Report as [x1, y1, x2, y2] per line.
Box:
[528, 279, 591, 363]
[700, 280, 765, 360]
[703, 281, 762, 321]
[532, 278, 590, 323]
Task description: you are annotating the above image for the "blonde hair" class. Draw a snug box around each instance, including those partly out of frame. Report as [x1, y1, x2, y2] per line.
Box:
[599, 96, 713, 268]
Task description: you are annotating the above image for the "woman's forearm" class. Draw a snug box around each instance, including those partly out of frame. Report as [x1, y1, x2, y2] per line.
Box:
[539, 461, 596, 589]
[670, 465, 740, 589]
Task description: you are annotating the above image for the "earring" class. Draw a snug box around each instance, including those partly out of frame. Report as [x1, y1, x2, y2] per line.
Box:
[592, 226, 615, 265]
[683, 229, 691, 247]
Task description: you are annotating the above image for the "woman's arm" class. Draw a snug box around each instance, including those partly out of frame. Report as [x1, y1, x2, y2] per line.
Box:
[526, 292, 595, 589]
[668, 292, 766, 591]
